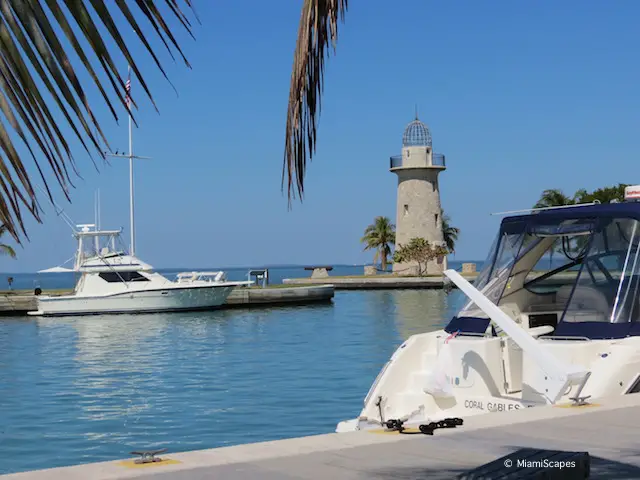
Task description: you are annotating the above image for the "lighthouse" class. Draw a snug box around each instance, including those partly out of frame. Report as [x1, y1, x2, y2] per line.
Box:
[390, 115, 447, 275]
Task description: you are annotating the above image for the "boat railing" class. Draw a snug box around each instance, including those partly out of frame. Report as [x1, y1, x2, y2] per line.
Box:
[364, 361, 390, 406]
[175, 271, 227, 283]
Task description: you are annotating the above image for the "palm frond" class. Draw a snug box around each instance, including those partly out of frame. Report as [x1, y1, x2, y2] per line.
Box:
[0, 243, 15, 258]
[0, 0, 195, 243]
[442, 213, 459, 254]
[533, 189, 574, 209]
[282, 0, 348, 205]
[0, 223, 15, 257]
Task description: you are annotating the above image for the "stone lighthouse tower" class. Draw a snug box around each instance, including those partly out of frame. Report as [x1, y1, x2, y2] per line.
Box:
[390, 115, 447, 275]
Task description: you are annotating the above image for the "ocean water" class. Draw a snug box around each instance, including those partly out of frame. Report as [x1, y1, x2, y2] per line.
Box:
[0, 263, 475, 474]
[0, 261, 479, 292]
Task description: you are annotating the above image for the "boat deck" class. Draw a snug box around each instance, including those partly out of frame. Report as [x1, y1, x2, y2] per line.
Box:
[4, 393, 640, 479]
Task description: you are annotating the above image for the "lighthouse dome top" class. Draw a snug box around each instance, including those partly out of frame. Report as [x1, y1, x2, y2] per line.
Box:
[402, 117, 432, 148]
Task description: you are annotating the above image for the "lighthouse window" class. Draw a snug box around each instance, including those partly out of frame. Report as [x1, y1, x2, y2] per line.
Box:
[435, 213, 439, 224]
[404, 204, 409, 216]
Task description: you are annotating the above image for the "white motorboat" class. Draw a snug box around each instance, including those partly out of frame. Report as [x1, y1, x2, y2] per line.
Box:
[28, 70, 255, 317]
[29, 224, 251, 316]
[337, 186, 640, 433]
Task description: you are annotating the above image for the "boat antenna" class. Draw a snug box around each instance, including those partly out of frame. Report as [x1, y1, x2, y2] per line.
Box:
[105, 65, 151, 257]
[490, 201, 601, 216]
[93, 189, 101, 251]
[94, 188, 101, 231]
[35, 184, 77, 232]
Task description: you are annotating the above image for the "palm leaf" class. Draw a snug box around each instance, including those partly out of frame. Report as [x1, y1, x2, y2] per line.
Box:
[4, 3, 100, 184]
[0, 0, 195, 243]
[0, 243, 15, 258]
[533, 189, 574, 209]
[0, 224, 15, 257]
[282, 0, 348, 205]
[441, 213, 459, 254]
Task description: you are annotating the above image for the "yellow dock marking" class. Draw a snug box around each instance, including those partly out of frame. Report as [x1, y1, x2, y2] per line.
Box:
[553, 403, 601, 408]
[369, 427, 422, 434]
[117, 458, 182, 468]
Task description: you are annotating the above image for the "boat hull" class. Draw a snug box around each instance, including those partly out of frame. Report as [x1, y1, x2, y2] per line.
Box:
[335, 329, 640, 433]
[29, 285, 236, 316]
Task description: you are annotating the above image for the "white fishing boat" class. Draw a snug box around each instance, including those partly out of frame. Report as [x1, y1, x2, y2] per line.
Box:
[28, 69, 253, 317]
[29, 224, 250, 316]
[337, 186, 640, 433]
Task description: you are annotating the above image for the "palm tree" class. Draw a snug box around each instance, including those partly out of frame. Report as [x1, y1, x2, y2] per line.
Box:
[0, 225, 16, 259]
[361, 216, 395, 271]
[442, 213, 459, 254]
[533, 189, 576, 209]
[574, 184, 629, 204]
[0, 2, 196, 243]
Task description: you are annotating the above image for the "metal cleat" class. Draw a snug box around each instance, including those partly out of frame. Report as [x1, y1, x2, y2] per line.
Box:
[130, 449, 168, 464]
[569, 395, 591, 406]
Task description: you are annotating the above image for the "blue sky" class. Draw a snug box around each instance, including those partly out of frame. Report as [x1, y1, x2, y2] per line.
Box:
[4, 0, 639, 272]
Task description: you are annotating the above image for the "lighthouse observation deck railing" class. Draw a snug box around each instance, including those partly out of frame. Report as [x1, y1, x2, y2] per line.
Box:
[389, 153, 446, 169]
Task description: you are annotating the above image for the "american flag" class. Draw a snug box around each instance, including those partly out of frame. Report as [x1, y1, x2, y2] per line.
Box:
[125, 74, 131, 110]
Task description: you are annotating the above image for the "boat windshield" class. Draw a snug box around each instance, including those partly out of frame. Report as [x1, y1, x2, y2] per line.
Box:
[75, 230, 125, 267]
[560, 218, 640, 324]
[465, 227, 527, 307]
[458, 218, 595, 318]
[458, 215, 640, 325]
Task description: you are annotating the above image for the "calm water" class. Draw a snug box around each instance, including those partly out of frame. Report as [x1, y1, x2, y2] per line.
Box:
[0, 266, 472, 474]
[0, 262, 479, 292]
[1, 265, 375, 292]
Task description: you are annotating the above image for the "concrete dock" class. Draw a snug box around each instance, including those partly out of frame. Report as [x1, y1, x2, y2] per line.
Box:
[224, 284, 334, 308]
[4, 393, 640, 479]
[0, 285, 334, 315]
[283, 274, 478, 290]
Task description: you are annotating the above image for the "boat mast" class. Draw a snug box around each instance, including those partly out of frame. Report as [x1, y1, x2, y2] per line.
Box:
[106, 66, 151, 257]
[127, 65, 135, 256]
[94, 189, 100, 251]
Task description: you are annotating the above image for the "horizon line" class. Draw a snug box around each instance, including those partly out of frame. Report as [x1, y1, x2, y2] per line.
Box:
[0, 259, 484, 275]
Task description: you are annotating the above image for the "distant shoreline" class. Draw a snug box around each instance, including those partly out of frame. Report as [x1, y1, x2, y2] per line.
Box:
[0, 260, 483, 276]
